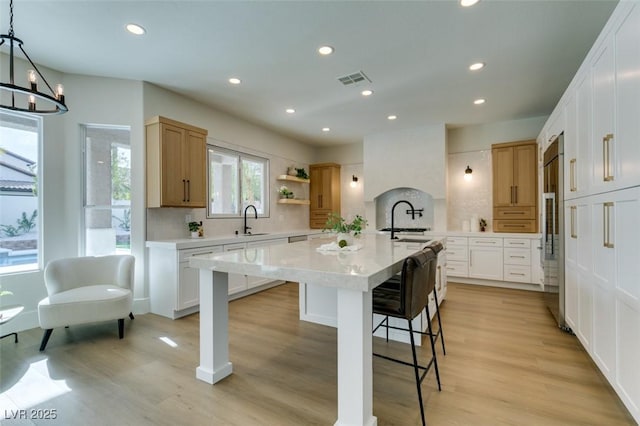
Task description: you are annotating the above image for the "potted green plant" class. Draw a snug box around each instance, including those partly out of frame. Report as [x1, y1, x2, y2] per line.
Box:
[295, 167, 309, 180]
[323, 212, 368, 247]
[188, 221, 203, 238]
[279, 185, 294, 199]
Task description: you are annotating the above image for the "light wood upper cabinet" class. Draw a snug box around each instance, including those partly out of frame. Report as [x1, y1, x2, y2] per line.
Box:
[309, 163, 341, 229]
[146, 116, 208, 208]
[492, 140, 538, 233]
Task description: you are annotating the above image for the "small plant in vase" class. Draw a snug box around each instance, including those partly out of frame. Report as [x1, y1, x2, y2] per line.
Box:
[188, 221, 203, 238]
[323, 212, 368, 247]
[295, 167, 309, 180]
[279, 185, 294, 199]
[479, 218, 487, 232]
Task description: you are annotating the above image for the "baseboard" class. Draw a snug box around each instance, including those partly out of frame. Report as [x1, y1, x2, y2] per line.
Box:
[449, 276, 542, 292]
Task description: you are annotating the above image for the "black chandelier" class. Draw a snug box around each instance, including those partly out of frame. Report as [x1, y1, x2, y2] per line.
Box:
[0, 0, 68, 115]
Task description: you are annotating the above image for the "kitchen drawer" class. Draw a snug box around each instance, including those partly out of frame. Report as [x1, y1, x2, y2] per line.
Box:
[446, 236, 468, 246]
[469, 237, 502, 247]
[503, 238, 531, 248]
[504, 264, 531, 283]
[494, 219, 537, 233]
[178, 245, 222, 262]
[494, 206, 536, 219]
[446, 246, 468, 262]
[504, 248, 531, 265]
[446, 260, 468, 277]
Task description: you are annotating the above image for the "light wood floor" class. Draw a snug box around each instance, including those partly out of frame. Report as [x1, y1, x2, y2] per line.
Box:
[1, 282, 635, 426]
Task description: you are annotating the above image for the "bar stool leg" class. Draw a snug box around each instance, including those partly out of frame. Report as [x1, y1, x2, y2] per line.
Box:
[408, 320, 426, 426]
[433, 288, 446, 355]
[425, 305, 441, 391]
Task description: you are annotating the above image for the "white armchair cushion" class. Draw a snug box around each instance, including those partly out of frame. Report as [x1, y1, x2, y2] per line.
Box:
[38, 255, 134, 330]
[38, 285, 132, 329]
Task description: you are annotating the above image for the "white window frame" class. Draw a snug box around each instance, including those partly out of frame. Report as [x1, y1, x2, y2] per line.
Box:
[207, 145, 270, 219]
[80, 124, 132, 256]
[0, 110, 42, 275]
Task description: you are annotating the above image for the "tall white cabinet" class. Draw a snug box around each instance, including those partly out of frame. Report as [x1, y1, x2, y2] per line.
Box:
[541, 2, 640, 421]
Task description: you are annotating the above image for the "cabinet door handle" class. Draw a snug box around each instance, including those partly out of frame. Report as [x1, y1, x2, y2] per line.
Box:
[514, 186, 518, 204]
[504, 211, 525, 215]
[570, 206, 577, 239]
[569, 158, 577, 191]
[510, 255, 526, 259]
[603, 134, 614, 182]
[183, 179, 187, 202]
[510, 186, 514, 204]
[603, 202, 614, 248]
[186, 180, 190, 202]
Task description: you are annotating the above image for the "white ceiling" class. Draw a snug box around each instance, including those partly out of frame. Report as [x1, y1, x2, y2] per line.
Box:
[0, 0, 618, 146]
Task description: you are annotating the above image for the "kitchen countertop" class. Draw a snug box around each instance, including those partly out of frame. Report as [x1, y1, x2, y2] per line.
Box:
[146, 229, 327, 250]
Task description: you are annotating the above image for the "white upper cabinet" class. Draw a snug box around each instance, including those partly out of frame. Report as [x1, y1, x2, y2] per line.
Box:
[613, 4, 640, 190]
[590, 35, 616, 194]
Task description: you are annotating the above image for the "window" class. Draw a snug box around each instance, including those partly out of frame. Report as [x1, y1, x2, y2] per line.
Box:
[0, 111, 41, 274]
[207, 146, 269, 218]
[82, 125, 131, 256]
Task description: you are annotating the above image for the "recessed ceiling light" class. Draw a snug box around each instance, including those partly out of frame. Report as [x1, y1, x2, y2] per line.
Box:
[460, 0, 480, 7]
[387, 115, 397, 120]
[126, 23, 146, 35]
[318, 46, 334, 55]
[322, 127, 330, 132]
[474, 98, 486, 105]
[469, 62, 485, 71]
[361, 89, 373, 96]
[228, 77, 241, 85]
[286, 108, 295, 114]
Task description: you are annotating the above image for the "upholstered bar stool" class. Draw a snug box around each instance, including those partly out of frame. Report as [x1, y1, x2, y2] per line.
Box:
[372, 247, 440, 426]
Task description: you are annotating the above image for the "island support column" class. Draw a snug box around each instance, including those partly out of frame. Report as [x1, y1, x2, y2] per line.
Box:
[196, 270, 233, 384]
[335, 287, 378, 426]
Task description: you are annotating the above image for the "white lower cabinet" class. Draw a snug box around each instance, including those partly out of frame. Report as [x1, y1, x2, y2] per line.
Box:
[225, 238, 289, 297]
[149, 245, 223, 319]
[445, 234, 540, 286]
[148, 236, 295, 319]
[468, 237, 503, 281]
[223, 243, 248, 295]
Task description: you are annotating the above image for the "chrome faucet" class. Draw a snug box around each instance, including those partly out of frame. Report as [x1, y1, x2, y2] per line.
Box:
[243, 204, 258, 234]
[390, 200, 416, 240]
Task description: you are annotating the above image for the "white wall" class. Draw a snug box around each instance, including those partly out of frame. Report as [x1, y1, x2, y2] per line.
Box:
[142, 82, 316, 240]
[445, 116, 548, 231]
[0, 58, 146, 333]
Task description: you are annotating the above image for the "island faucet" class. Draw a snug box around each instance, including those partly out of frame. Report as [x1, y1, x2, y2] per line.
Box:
[390, 200, 416, 240]
[243, 204, 258, 234]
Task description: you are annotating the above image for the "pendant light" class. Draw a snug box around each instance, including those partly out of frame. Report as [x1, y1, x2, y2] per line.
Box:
[0, 0, 68, 115]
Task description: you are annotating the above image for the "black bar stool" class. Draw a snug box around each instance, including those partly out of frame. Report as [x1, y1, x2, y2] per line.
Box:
[372, 247, 441, 426]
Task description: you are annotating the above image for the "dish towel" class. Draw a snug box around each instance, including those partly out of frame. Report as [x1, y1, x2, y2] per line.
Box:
[316, 242, 363, 252]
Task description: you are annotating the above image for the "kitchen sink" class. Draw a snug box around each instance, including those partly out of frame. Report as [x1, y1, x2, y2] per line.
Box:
[394, 238, 431, 243]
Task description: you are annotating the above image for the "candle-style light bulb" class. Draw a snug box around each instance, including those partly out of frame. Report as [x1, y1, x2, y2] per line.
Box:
[28, 95, 36, 111]
[28, 70, 38, 90]
[56, 84, 65, 103]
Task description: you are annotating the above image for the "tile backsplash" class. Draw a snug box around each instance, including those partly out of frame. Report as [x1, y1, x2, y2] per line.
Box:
[447, 150, 492, 232]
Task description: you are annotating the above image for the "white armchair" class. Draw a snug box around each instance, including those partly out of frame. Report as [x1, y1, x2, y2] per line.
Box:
[37, 255, 135, 351]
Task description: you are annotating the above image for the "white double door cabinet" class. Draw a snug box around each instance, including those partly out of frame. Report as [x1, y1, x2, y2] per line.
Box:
[564, 186, 640, 420]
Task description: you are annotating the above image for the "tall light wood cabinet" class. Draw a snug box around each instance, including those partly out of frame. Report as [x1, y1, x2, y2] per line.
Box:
[309, 163, 341, 229]
[146, 116, 208, 208]
[492, 140, 538, 233]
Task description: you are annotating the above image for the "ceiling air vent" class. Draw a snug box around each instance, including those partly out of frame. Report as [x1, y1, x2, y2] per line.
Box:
[337, 71, 371, 86]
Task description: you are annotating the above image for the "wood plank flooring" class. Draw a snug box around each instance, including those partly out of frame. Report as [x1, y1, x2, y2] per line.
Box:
[0, 282, 635, 425]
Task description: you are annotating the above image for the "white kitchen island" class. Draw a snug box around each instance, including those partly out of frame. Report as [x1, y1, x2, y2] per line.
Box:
[189, 233, 428, 426]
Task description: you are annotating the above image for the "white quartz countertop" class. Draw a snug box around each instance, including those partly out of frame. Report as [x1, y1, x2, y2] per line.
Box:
[146, 229, 326, 250]
[189, 233, 444, 292]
